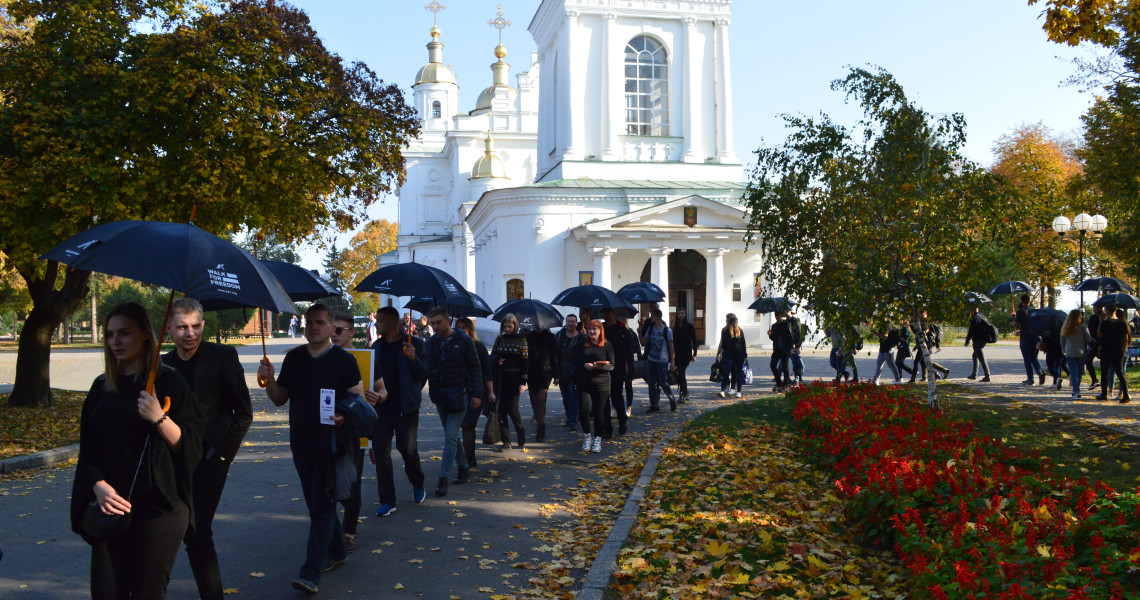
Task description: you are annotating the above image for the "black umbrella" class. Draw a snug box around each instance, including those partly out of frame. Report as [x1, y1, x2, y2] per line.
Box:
[1026, 307, 1067, 337]
[260, 260, 340, 302]
[1075, 276, 1134, 293]
[988, 280, 1033, 296]
[405, 293, 493, 319]
[40, 220, 298, 394]
[617, 281, 667, 304]
[493, 299, 565, 332]
[964, 292, 992, 304]
[1093, 293, 1140, 310]
[748, 296, 796, 314]
[354, 262, 474, 306]
[551, 284, 637, 314]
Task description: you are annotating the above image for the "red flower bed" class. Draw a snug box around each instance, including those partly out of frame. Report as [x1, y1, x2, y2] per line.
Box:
[788, 382, 1140, 599]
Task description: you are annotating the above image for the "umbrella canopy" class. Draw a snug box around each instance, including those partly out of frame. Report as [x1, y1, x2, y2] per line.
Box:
[40, 220, 296, 314]
[260, 260, 340, 303]
[965, 292, 993, 304]
[493, 299, 565, 331]
[551, 284, 637, 313]
[1026, 307, 1067, 337]
[988, 280, 1033, 296]
[1093, 293, 1140, 310]
[748, 296, 797, 314]
[617, 281, 667, 304]
[404, 293, 493, 319]
[1075, 276, 1134, 293]
[354, 262, 474, 306]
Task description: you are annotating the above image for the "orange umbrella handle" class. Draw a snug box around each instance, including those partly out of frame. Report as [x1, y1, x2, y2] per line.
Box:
[258, 311, 270, 387]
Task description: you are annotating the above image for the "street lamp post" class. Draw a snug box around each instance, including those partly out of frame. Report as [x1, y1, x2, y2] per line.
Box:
[1053, 212, 1108, 309]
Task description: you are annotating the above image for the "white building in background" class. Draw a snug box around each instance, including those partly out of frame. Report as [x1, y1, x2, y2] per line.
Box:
[387, 0, 774, 347]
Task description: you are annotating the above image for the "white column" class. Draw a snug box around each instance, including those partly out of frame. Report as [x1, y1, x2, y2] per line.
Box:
[561, 9, 581, 161]
[601, 13, 620, 160]
[680, 17, 700, 163]
[705, 248, 728, 346]
[592, 246, 616, 289]
[714, 19, 737, 163]
[648, 247, 672, 301]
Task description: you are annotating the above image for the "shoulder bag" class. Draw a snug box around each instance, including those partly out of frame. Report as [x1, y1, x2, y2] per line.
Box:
[81, 434, 150, 539]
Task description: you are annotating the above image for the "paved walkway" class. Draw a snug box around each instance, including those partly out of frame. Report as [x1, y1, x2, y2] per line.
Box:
[1, 339, 1137, 598]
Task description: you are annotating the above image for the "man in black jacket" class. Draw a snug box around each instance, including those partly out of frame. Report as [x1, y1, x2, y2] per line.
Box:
[768, 312, 797, 390]
[525, 327, 558, 442]
[162, 298, 253, 600]
[601, 309, 633, 437]
[424, 307, 482, 497]
[964, 305, 992, 382]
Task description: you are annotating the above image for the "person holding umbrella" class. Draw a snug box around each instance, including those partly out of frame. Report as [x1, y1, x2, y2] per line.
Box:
[258, 304, 364, 594]
[1097, 306, 1132, 403]
[1013, 294, 1047, 385]
[72, 302, 205, 600]
[964, 305, 993, 382]
[161, 298, 252, 600]
[491, 313, 529, 451]
[671, 308, 698, 403]
[573, 319, 615, 453]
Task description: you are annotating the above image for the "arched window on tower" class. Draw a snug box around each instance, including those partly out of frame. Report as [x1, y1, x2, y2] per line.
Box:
[625, 36, 669, 136]
[506, 278, 524, 301]
[432, 100, 442, 119]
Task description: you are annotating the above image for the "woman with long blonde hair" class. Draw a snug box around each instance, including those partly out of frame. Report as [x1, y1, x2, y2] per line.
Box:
[491, 313, 529, 451]
[1060, 309, 1093, 400]
[717, 313, 748, 397]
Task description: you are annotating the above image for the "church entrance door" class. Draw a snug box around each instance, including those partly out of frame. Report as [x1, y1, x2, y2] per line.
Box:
[640, 249, 707, 346]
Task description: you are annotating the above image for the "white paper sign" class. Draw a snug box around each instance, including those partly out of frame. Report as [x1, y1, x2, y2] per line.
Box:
[319, 388, 336, 425]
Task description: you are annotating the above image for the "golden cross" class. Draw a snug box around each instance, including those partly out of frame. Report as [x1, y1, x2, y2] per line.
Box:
[488, 4, 511, 44]
[425, 1, 445, 25]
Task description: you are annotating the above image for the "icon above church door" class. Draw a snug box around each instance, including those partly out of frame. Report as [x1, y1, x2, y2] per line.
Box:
[579, 271, 594, 286]
[684, 206, 697, 227]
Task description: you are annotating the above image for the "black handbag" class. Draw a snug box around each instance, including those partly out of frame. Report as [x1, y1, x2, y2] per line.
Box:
[667, 368, 679, 386]
[709, 360, 722, 382]
[632, 359, 650, 381]
[482, 410, 502, 445]
[81, 434, 150, 539]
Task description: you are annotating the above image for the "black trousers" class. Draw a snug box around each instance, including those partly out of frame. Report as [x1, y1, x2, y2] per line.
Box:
[528, 373, 552, 428]
[604, 370, 628, 436]
[372, 411, 424, 506]
[184, 456, 232, 600]
[970, 343, 991, 377]
[340, 444, 366, 535]
[1101, 355, 1130, 397]
[578, 378, 610, 436]
[293, 451, 345, 583]
[675, 360, 691, 395]
[91, 497, 189, 600]
[498, 372, 526, 445]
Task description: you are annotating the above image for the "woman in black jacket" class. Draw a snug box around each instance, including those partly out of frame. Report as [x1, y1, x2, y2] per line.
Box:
[573, 319, 615, 454]
[455, 318, 494, 470]
[671, 308, 698, 403]
[526, 327, 558, 442]
[491, 314, 529, 451]
[718, 314, 748, 398]
[71, 302, 204, 600]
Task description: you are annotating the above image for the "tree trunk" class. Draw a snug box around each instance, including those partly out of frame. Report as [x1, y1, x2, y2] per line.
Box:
[8, 263, 91, 407]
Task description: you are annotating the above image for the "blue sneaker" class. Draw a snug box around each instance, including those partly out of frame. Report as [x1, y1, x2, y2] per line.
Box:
[413, 488, 426, 504]
[375, 504, 396, 517]
[291, 578, 318, 594]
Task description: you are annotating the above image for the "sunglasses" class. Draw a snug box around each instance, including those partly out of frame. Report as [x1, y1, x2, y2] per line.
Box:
[334, 326, 348, 334]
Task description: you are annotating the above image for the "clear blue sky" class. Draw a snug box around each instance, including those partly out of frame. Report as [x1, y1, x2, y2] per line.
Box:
[285, 0, 1092, 271]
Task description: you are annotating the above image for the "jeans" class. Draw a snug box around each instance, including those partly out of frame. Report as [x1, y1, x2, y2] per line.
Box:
[791, 350, 805, 378]
[293, 451, 346, 584]
[373, 411, 424, 506]
[184, 456, 232, 600]
[1067, 357, 1085, 395]
[438, 407, 467, 479]
[1020, 336, 1044, 379]
[558, 380, 579, 426]
[723, 355, 745, 391]
[646, 360, 672, 408]
[1101, 355, 1129, 398]
[873, 349, 899, 381]
[91, 499, 189, 600]
[340, 445, 365, 534]
[970, 344, 990, 378]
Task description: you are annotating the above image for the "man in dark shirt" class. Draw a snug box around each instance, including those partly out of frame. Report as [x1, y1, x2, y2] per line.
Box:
[1086, 305, 1104, 389]
[768, 312, 797, 389]
[1098, 306, 1132, 403]
[162, 298, 252, 600]
[601, 309, 633, 436]
[258, 304, 364, 594]
[367, 306, 428, 516]
[1013, 294, 1046, 385]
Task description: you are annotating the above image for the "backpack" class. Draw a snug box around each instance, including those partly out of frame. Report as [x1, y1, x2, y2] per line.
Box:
[985, 320, 999, 344]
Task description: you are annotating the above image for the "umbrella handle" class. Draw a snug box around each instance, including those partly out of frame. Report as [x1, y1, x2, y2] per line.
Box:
[258, 310, 270, 388]
[146, 290, 176, 408]
[403, 330, 412, 358]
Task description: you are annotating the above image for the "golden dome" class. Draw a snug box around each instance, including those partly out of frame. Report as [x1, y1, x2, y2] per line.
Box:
[470, 135, 508, 180]
[473, 44, 516, 111]
[414, 27, 456, 86]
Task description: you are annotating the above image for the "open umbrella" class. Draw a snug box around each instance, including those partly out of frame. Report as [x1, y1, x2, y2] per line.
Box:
[1075, 276, 1134, 294]
[551, 285, 637, 317]
[964, 292, 992, 304]
[1093, 293, 1140, 310]
[40, 220, 297, 395]
[493, 299, 565, 332]
[989, 280, 1033, 296]
[748, 296, 796, 314]
[260, 260, 340, 302]
[354, 262, 475, 306]
[405, 293, 493, 319]
[1026, 307, 1067, 337]
[617, 281, 666, 304]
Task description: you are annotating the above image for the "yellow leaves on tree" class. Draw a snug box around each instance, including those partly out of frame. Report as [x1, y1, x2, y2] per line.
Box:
[1028, 0, 1140, 47]
[337, 219, 398, 310]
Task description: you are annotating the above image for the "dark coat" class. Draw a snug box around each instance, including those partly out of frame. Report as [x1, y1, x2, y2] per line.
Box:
[162, 341, 252, 462]
[370, 335, 430, 416]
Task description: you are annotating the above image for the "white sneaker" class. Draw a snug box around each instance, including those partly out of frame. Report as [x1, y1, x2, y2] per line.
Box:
[582, 434, 593, 452]
[625, 406, 632, 417]
[892, 379, 903, 385]
[591, 437, 602, 453]
[734, 391, 742, 398]
[717, 391, 727, 399]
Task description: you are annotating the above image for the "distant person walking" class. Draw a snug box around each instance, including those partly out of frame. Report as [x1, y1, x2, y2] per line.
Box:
[1097, 307, 1132, 403]
[871, 322, 901, 385]
[720, 313, 750, 397]
[1060, 309, 1093, 400]
[424, 307, 482, 496]
[1013, 294, 1047, 385]
[455, 317, 494, 470]
[671, 308, 699, 404]
[526, 326, 558, 442]
[289, 315, 298, 338]
[1086, 305, 1104, 390]
[491, 314, 528, 451]
[553, 314, 584, 430]
[72, 302, 204, 600]
[573, 319, 615, 453]
[639, 308, 677, 414]
[964, 306, 993, 382]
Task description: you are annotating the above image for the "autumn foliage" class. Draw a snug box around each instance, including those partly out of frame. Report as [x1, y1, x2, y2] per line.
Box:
[790, 383, 1140, 599]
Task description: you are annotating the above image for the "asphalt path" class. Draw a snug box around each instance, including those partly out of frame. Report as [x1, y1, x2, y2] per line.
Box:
[1, 338, 1138, 598]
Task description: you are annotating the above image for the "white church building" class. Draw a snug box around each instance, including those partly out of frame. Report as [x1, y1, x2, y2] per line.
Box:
[385, 0, 771, 347]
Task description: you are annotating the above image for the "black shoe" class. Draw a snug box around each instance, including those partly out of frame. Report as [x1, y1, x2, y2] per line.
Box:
[1038, 372, 1047, 385]
[516, 430, 526, 449]
[536, 424, 545, 443]
[453, 467, 469, 485]
[1056, 378, 1063, 390]
[320, 556, 347, 573]
[618, 424, 627, 435]
[1089, 382, 1100, 390]
[1022, 378, 1035, 385]
[981, 376, 990, 382]
[967, 374, 976, 380]
[497, 442, 511, 453]
[1121, 396, 1132, 404]
[434, 477, 448, 497]
[669, 397, 677, 411]
[646, 406, 661, 413]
